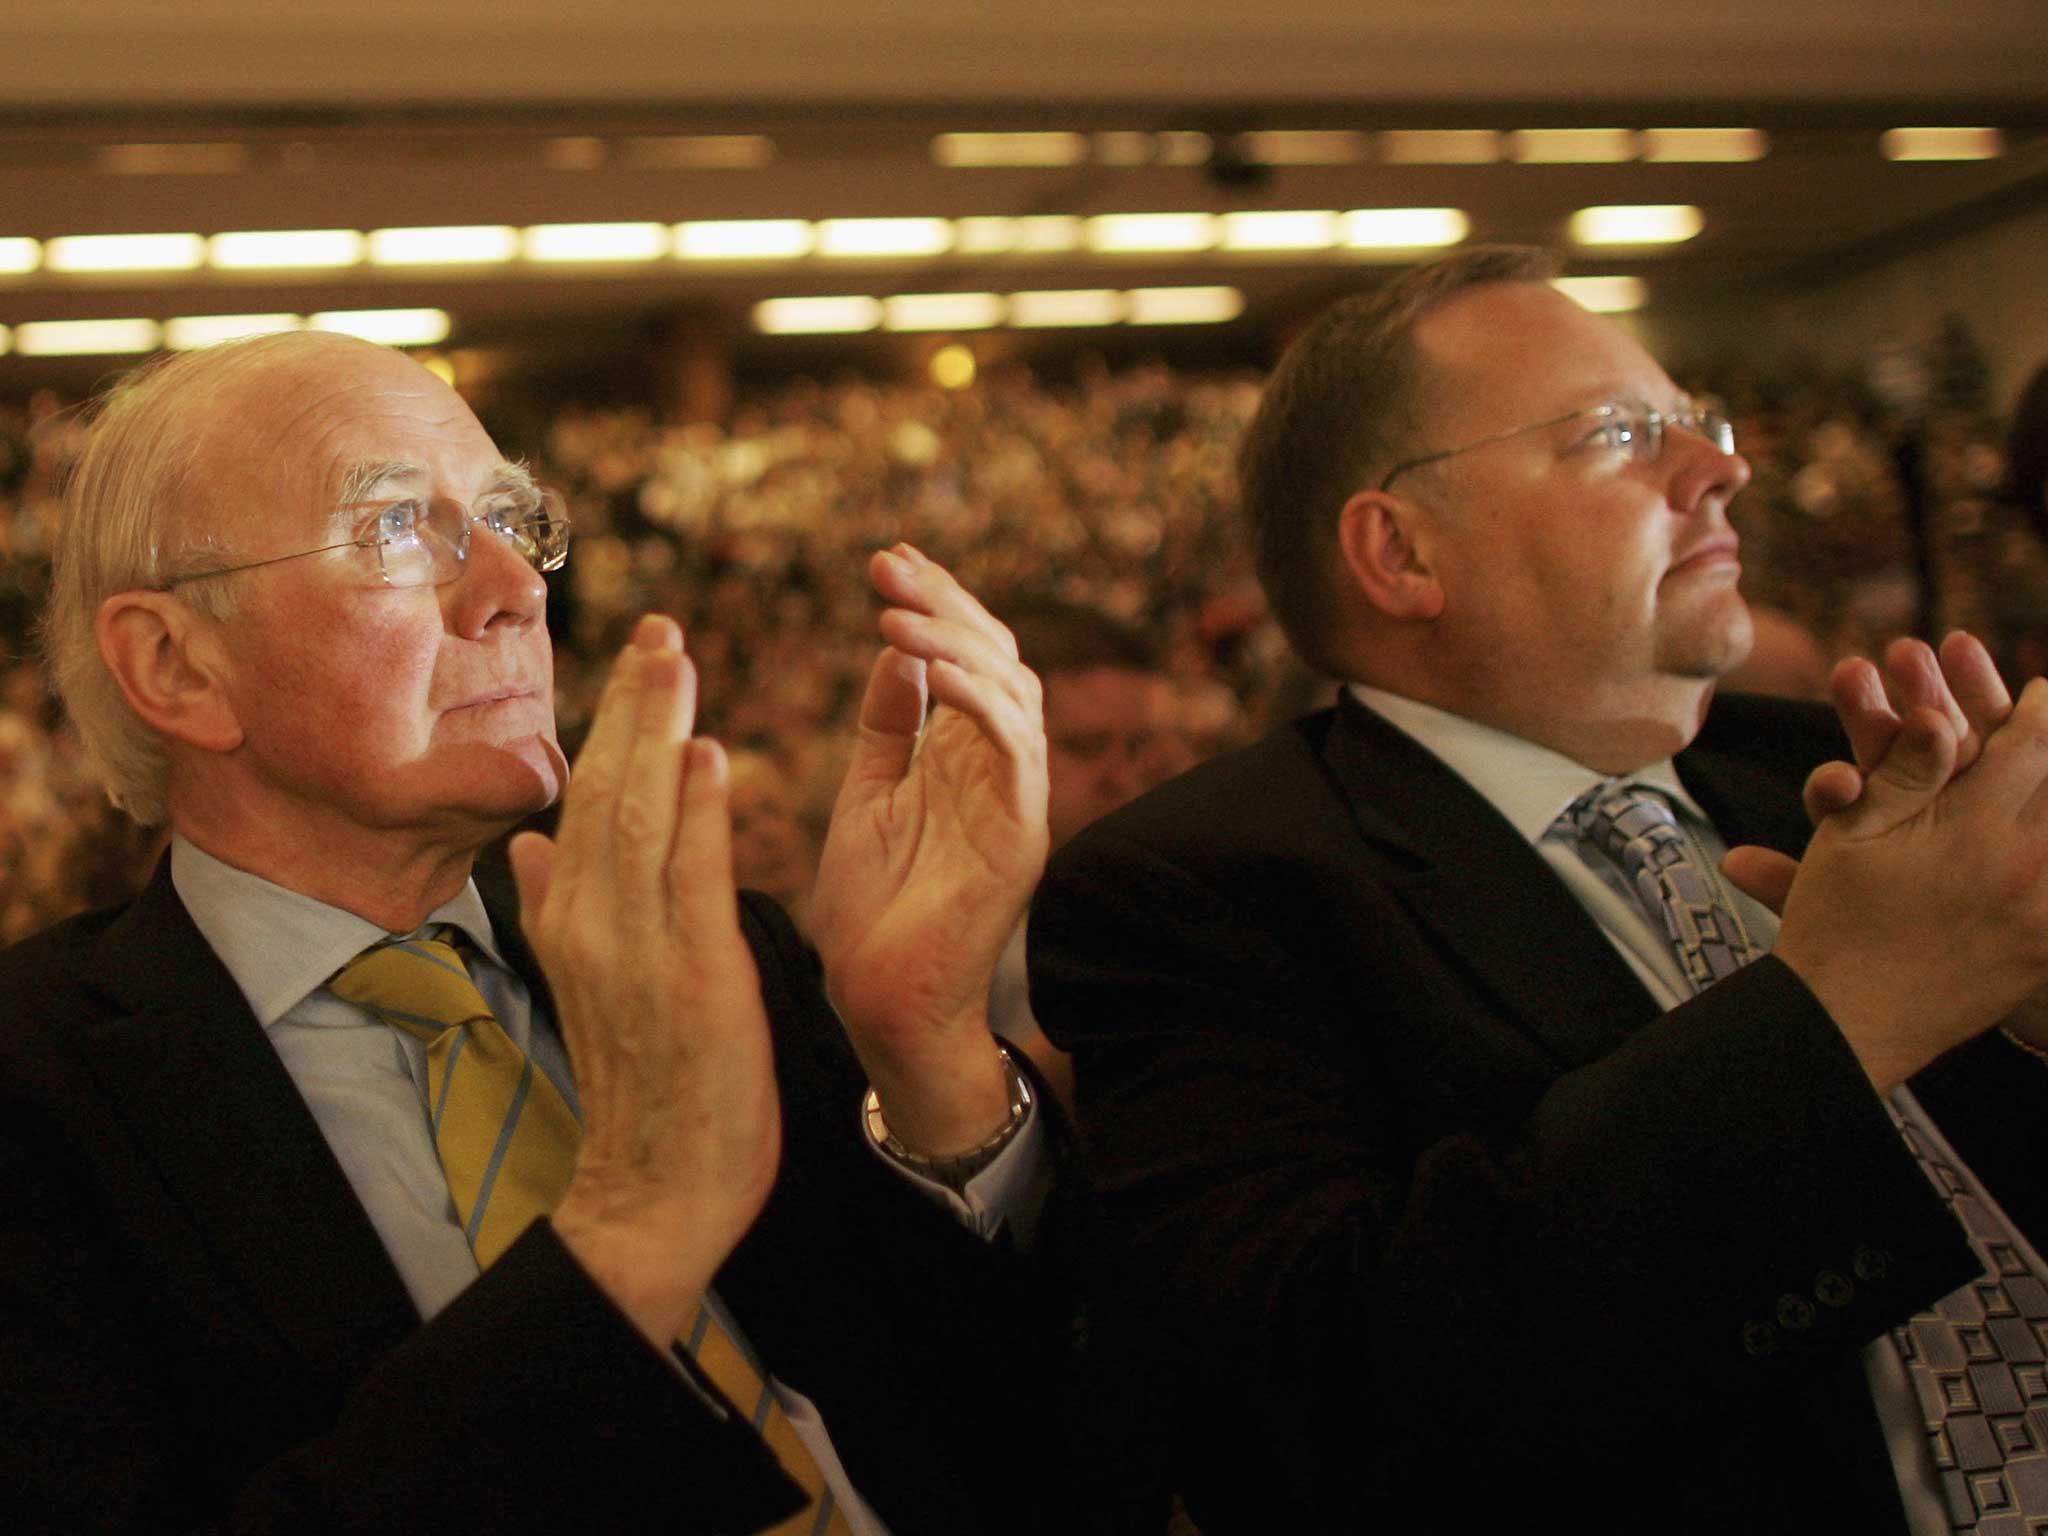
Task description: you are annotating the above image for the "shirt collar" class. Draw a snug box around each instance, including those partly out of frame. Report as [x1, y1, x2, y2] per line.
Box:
[169, 833, 506, 1028]
[1347, 683, 1709, 845]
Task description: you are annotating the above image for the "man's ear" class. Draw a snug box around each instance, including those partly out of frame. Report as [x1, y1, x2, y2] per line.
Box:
[94, 591, 244, 753]
[1336, 488, 1446, 621]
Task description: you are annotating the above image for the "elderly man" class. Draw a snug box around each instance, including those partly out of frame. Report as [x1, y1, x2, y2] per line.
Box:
[1, 330, 1075, 1534]
[1031, 247, 2048, 1532]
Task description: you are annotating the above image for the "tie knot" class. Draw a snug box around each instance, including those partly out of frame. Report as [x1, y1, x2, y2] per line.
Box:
[328, 927, 493, 1042]
[1563, 781, 1682, 869]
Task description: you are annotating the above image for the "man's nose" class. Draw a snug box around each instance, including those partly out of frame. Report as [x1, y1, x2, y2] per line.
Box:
[443, 522, 548, 636]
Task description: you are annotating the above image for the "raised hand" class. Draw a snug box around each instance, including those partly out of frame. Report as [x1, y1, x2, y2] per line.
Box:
[508, 616, 779, 1345]
[1771, 675, 2048, 1093]
[809, 545, 1049, 1156]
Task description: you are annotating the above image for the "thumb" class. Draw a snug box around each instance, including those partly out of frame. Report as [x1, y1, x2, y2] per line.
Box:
[846, 646, 927, 784]
[1801, 760, 1864, 828]
[1721, 846, 1798, 916]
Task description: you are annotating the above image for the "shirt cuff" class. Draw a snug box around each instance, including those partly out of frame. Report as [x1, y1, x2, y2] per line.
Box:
[862, 1095, 1052, 1246]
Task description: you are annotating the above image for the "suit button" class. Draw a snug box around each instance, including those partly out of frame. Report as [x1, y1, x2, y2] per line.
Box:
[1777, 1295, 1816, 1331]
[1742, 1322, 1779, 1357]
[1853, 1247, 1892, 1282]
[1815, 1270, 1855, 1308]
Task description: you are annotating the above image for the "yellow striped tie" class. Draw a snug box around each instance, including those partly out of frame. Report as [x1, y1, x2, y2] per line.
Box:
[328, 930, 852, 1535]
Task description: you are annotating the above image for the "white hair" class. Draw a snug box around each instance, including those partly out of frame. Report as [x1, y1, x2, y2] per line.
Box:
[42, 329, 383, 826]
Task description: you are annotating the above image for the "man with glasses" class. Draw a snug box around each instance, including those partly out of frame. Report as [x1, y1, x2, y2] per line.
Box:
[1031, 246, 2048, 1531]
[2, 329, 1080, 1533]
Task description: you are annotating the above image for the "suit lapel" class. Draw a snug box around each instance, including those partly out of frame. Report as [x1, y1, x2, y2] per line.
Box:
[74, 865, 420, 1397]
[1324, 692, 1664, 1067]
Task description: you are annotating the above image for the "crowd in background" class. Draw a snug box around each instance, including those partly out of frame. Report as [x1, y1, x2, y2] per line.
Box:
[2, 326, 2043, 946]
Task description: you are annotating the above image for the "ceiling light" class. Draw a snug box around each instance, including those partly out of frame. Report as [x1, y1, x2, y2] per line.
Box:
[0, 326, 8, 356]
[1092, 132, 1155, 166]
[882, 292, 1005, 331]
[95, 142, 250, 175]
[1087, 213, 1217, 254]
[932, 132, 1087, 168]
[1568, 205, 1704, 246]
[753, 296, 883, 334]
[1641, 128, 1768, 163]
[210, 230, 364, 269]
[675, 220, 813, 261]
[1341, 208, 1470, 249]
[368, 227, 520, 266]
[1014, 216, 1083, 253]
[1126, 286, 1244, 325]
[618, 135, 775, 169]
[1510, 129, 1638, 164]
[309, 309, 452, 346]
[1008, 289, 1126, 328]
[929, 344, 977, 390]
[1219, 210, 1339, 252]
[1881, 127, 2004, 161]
[1155, 132, 1213, 166]
[163, 314, 304, 350]
[0, 239, 39, 274]
[1239, 130, 1368, 166]
[1377, 130, 1502, 165]
[46, 233, 206, 273]
[1552, 276, 1647, 313]
[815, 219, 955, 258]
[14, 319, 162, 356]
[523, 223, 669, 262]
[955, 218, 1020, 254]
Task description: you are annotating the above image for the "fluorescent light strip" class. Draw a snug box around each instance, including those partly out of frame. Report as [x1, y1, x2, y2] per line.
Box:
[932, 132, 1087, 168]
[675, 220, 813, 261]
[754, 296, 883, 334]
[1510, 129, 1638, 164]
[1092, 132, 1155, 167]
[15, 319, 162, 356]
[1008, 289, 1125, 328]
[1569, 204, 1704, 246]
[369, 227, 520, 266]
[1378, 130, 1502, 165]
[0, 325, 9, 356]
[1155, 133, 1213, 166]
[0, 239, 39, 275]
[1641, 128, 1767, 163]
[882, 292, 1005, 331]
[954, 214, 1085, 256]
[1342, 208, 1470, 249]
[1126, 286, 1244, 326]
[1240, 130, 1367, 166]
[1881, 127, 2003, 161]
[524, 223, 668, 262]
[1088, 213, 1217, 253]
[164, 313, 303, 350]
[815, 219, 954, 258]
[1552, 276, 1646, 313]
[1220, 210, 1339, 252]
[46, 233, 206, 273]
[210, 230, 364, 269]
[309, 309, 451, 346]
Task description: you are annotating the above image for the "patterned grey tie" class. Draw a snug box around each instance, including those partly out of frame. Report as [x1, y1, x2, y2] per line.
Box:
[1888, 1087, 2048, 1532]
[1564, 781, 1759, 993]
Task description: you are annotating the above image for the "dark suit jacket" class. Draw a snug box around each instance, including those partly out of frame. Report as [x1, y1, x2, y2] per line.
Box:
[0, 860, 1082, 1535]
[1030, 689, 2048, 1533]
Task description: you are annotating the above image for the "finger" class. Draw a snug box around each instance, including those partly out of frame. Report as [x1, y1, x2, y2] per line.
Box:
[1989, 676, 2048, 823]
[878, 608, 1040, 714]
[1938, 630, 2013, 767]
[1802, 760, 1865, 826]
[614, 643, 699, 925]
[1721, 845, 1798, 916]
[1829, 656, 1899, 774]
[870, 545, 1020, 661]
[1882, 637, 1968, 746]
[555, 618, 683, 867]
[508, 830, 558, 924]
[668, 737, 742, 937]
[1835, 705, 1959, 838]
[926, 658, 1044, 783]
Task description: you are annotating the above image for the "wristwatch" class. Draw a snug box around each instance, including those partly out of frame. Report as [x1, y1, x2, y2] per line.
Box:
[863, 1042, 1034, 1187]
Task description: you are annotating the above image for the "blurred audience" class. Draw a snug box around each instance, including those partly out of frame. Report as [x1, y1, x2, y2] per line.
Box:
[4, 330, 2045, 948]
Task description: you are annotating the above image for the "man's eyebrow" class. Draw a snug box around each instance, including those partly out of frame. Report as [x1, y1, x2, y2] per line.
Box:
[335, 459, 426, 505]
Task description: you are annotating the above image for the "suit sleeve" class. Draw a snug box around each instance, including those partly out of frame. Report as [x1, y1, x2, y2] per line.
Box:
[1028, 823, 1981, 1527]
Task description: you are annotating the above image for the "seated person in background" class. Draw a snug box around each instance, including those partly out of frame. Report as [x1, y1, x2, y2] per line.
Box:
[1, 329, 1086, 1535]
[989, 598, 1191, 1109]
[1030, 245, 2048, 1533]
